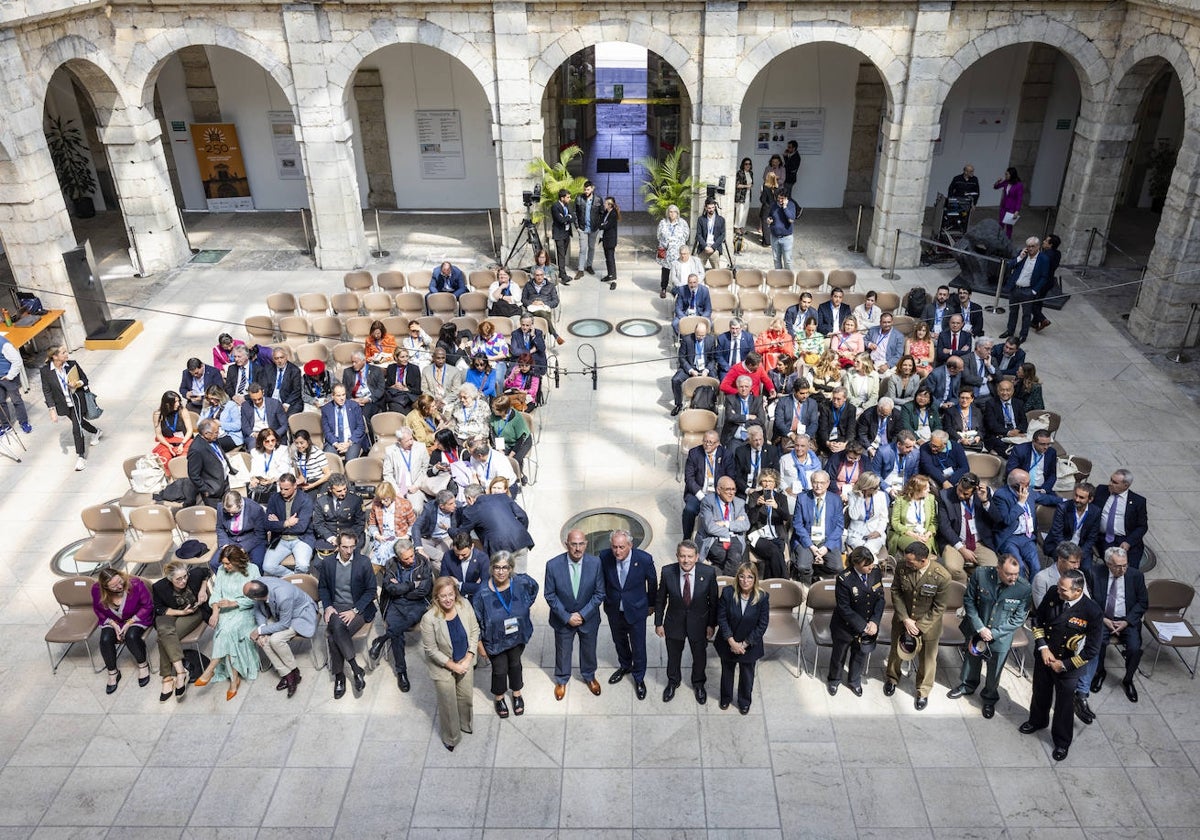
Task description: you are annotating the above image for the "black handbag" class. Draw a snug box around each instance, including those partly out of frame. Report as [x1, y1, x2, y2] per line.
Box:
[82, 390, 103, 420]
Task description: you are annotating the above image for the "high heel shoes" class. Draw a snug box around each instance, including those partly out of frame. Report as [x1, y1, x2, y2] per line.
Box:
[226, 676, 241, 701]
[159, 677, 175, 702]
[174, 672, 188, 700]
[137, 663, 151, 688]
[105, 670, 122, 695]
[193, 666, 215, 687]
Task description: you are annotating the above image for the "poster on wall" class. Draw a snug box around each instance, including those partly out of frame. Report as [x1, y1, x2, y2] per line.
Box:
[755, 108, 826, 157]
[415, 110, 466, 179]
[189, 123, 254, 211]
[268, 110, 304, 180]
[961, 108, 1009, 134]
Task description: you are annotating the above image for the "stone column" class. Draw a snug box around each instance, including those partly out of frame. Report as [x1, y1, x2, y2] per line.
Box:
[492, 1, 539, 261]
[695, 1, 740, 219]
[352, 69, 396, 209]
[281, 3, 369, 270]
[98, 110, 191, 274]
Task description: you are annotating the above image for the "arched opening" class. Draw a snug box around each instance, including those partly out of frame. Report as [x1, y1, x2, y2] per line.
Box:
[344, 43, 498, 210]
[739, 43, 891, 217]
[541, 42, 693, 212]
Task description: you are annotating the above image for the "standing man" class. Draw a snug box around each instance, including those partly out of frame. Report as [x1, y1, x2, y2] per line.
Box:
[575, 180, 601, 279]
[0, 333, 29, 434]
[827, 547, 884, 696]
[693, 199, 726, 270]
[599, 529, 657, 700]
[767, 190, 798, 270]
[781, 140, 802, 197]
[1001, 237, 1050, 342]
[655, 540, 718, 704]
[550, 189, 575, 281]
[884, 542, 952, 709]
[544, 529, 606, 700]
[1092, 469, 1149, 569]
[315, 531, 377, 699]
[946, 554, 1031, 718]
[1083, 547, 1148, 704]
[947, 164, 981, 204]
[1020, 569, 1102, 761]
[245, 576, 318, 698]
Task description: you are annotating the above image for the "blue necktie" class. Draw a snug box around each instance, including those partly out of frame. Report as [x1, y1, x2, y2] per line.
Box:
[276, 369, 284, 394]
[337, 408, 345, 440]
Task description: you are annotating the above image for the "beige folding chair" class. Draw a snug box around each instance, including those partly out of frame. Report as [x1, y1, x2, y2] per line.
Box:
[676, 315, 709, 338]
[344, 270, 374, 297]
[298, 293, 330, 319]
[682, 376, 720, 408]
[311, 316, 345, 349]
[967, 452, 1004, 485]
[938, 581, 968, 647]
[362, 292, 394, 319]
[735, 267, 765, 292]
[283, 573, 325, 669]
[875, 291, 901, 314]
[76, 504, 128, 572]
[738, 290, 770, 316]
[124, 505, 178, 577]
[245, 315, 276, 345]
[120, 457, 154, 509]
[45, 576, 102, 673]
[746, 313, 774, 335]
[394, 292, 425, 319]
[330, 292, 362, 319]
[344, 316, 373, 343]
[163, 456, 189, 481]
[705, 268, 734, 290]
[810, 291, 831, 307]
[426, 292, 458, 318]
[289, 413, 324, 448]
[332, 342, 363, 376]
[450, 316, 479, 336]
[828, 269, 857, 291]
[277, 316, 312, 348]
[377, 271, 407, 293]
[794, 269, 825, 291]
[508, 269, 529, 287]
[676, 409, 718, 479]
[710, 290, 738, 313]
[266, 293, 297, 323]
[802, 579, 837, 676]
[771, 291, 800, 315]
[459, 291, 489, 320]
[477, 317, 511, 338]
[891, 315, 917, 336]
[1143, 579, 1200, 678]
[761, 578, 806, 677]
[173, 505, 218, 567]
[766, 269, 794, 292]
[295, 343, 330, 367]
[468, 269, 496, 291]
[418, 315, 445, 338]
[370, 411, 406, 439]
[843, 292, 866, 310]
[711, 314, 733, 336]
[345, 456, 384, 495]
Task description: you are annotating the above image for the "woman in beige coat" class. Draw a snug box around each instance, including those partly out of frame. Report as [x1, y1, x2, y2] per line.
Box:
[420, 576, 481, 751]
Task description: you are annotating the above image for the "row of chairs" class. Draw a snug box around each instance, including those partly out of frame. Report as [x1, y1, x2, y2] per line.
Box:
[341, 268, 530, 299]
[252, 309, 554, 351]
[706, 268, 861, 295]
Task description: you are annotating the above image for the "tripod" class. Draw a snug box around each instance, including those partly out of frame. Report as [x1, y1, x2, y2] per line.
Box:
[502, 213, 545, 269]
[0, 401, 25, 463]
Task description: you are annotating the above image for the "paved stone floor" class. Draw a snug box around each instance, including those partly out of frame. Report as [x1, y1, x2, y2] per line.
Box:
[2, 206, 1200, 839]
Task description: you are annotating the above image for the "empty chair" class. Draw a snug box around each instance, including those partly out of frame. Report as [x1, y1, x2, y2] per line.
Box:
[312, 316, 345, 348]
[468, 269, 496, 291]
[298, 293, 330, 318]
[771, 290, 800, 315]
[370, 411, 406, 439]
[245, 315, 276, 345]
[332, 342, 364, 372]
[508, 268, 529, 287]
[76, 504, 128, 572]
[173, 505, 219, 567]
[766, 269, 794, 291]
[459, 291, 489, 320]
[266, 293, 297, 322]
[891, 314, 918, 336]
[394, 291, 425, 319]
[967, 452, 1004, 485]
[738, 290, 770, 315]
[794, 269, 825, 291]
[295, 342, 330, 367]
[426, 292, 458, 318]
[710, 290, 738, 313]
[810, 291, 831, 307]
[377, 271, 407, 293]
[842, 292, 866, 310]
[344, 316, 373, 343]
[277, 315, 312, 348]
[362, 291, 394, 319]
[735, 267, 765, 291]
[938, 581, 968, 647]
[450, 315, 480, 336]
[762, 578, 806, 677]
[705, 268, 734, 289]
[289, 413, 323, 447]
[711, 313, 733, 335]
[677, 408, 718, 478]
[46, 576, 102, 673]
[382, 316, 410, 337]
[875, 291, 902, 313]
[124, 505, 178, 576]
[1143, 579, 1200, 678]
[828, 269, 857, 291]
[746, 313, 774, 335]
[344, 270, 374, 296]
[330, 292, 362, 318]
[166, 456, 190, 480]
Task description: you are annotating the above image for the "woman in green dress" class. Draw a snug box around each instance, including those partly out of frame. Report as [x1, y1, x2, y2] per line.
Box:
[194, 545, 261, 700]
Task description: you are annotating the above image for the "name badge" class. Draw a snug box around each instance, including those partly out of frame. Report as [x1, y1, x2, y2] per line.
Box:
[942, 466, 953, 476]
[504, 617, 519, 635]
[829, 429, 839, 441]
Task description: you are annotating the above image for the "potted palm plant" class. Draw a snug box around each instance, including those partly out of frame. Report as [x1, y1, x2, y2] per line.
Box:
[639, 146, 696, 219]
[528, 145, 588, 225]
[45, 115, 98, 219]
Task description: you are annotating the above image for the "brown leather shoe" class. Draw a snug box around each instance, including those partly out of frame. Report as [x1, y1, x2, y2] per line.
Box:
[587, 679, 602, 696]
[554, 683, 566, 701]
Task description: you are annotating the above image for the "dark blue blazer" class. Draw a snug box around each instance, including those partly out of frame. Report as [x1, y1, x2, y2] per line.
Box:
[544, 553, 605, 631]
[216, 499, 269, 555]
[772, 395, 820, 441]
[855, 406, 900, 450]
[428, 266, 467, 297]
[180, 365, 224, 406]
[1088, 564, 1149, 626]
[240, 396, 289, 444]
[918, 439, 970, 487]
[684, 443, 731, 498]
[315, 552, 378, 622]
[320, 400, 367, 449]
[1044, 501, 1100, 561]
[990, 485, 1037, 547]
[1005, 442, 1057, 494]
[714, 332, 756, 379]
[678, 334, 718, 376]
[224, 360, 260, 398]
[816, 301, 853, 335]
[674, 285, 713, 322]
[1005, 251, 1052, 295]
[694, 213, 726, 255]
[871, 445, 920, 485]
[716, 587, 770, 662]
[265, 489, 316, 548]
[440, 546, 489, 598]
[414, 501, 461, 543]
[259, 362, 304, 415]
[990, 345, 1027, 378]
[784, 304, 818, 336]
[791, 491, 844, 552]
[934, 329, 973, 365]
[1092, 487, 1149, 566]
[599, 547, 657, 618]
[921, 366, 962, 407]
[510, 328, 549, 376]
[449, 493, 534, 554]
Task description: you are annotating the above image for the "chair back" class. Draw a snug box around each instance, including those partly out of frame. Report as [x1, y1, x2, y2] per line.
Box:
[332, 342, 364, 368]
[735, 268, 765, 290]
[330, 292, 361, 317]
[245, 316, 276, 344]
[377, 271, 407, 292]
[167, 456, 190, 480]
[344, 317, 373, 342]
[289, 412, 323, 439]
[705, 269, 734, 289]
[284, 573, 320, 605]
[344, 270, 374, 294]
[266, 293, 297, 319]
[427, 292, 459, 317]
[295, 342, 329, 365]
[875, 291, 901, 313]
[469, 269, 497, 291]
[394, 292, 424, 318]
[175, 505, 218, 536]
[370, 412, 406, 439]
[54, 576, 97, 609]
[1147, 579, 1195, 614]
[678, 408, 718, 434]
[966, 452, 1003, 482]
[298, 293, 330, 317]
[362, 292, 394, 318]
[129, 505, 176, 534]
[345, 456, 384, 485]
[794, 270, 824, 291]
[765, 269, 794, 290]
[828, 269, 857, 290]
[763, 578, 805, 611]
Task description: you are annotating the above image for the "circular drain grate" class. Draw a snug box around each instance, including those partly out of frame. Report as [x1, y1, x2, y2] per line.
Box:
[567, 318, 613, 338]
[560, 508, 653, 556]
[615, 318, 662, 337]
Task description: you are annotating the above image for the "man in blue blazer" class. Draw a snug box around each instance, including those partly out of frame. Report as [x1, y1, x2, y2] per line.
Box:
[321, 384, 367, 459]
[874, 430, 921, 496]
[922, 356, 966, 413]
[544, 529, 606, 699]
[816, 289, 853, 335]
[982, 379, 1027, 454]
[1044, 482, 1100, 566]
[672, 321, 718, 415]
[315, 532, 378, 699]
[865, 314, 906, 371]
[918, 430, 970, 491]
[990, 337, 1026, 379]
[510, 314, 549, 376]
[791, 470, 845, 583]
[772, 378, 820, 443]
[450, 484, 534, 567]
[262, 474, 316, 576]
[180, 357, 225, 412]
[673, 273, 712, 335]
[599, 529, 657, 699]
[714, 319, 756, 382]
[1002, 237, 1052, 341]
[439, 532, 488, 598]
[989, 469, 1042, 580]
[1082, 547, 1149, 703]
[260, 347, 305, 417]
[240, 383, 289, 445]
[683, 430, 729, 539]
[1092, 468, 1149, 569]
[428, 261, 467, 298]
[215, 492, 269, 571]
[1005, 430, 1058, 494]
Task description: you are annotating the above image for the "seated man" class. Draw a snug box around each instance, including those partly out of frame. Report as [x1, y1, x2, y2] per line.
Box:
[428, 261, 467, 299]
[920, 285, 953, 336]
[320, 384, 367, 460]
[1044, 482, 1100, 566]
[672, 273, 712, 336]
[262, 346, 304, 418]
[240, 383, 289, 446]
[965, 338, 997, 403]
[816, 387, 857, 456]
[216, 490, 268, 571]
[783, 292, 816, 337]
[922, 355, 966, 415]
[180, 357, 224, 413]
[223, 345, 260, 405]
[342, 351, 386, 424]
[855, 396, 900, 463]
[1082, 547, 1148, 706]
[719, 351, 776, 398]
[415, 489, 461, 564]
[982, 378, 1027, 455]
[374, 537, 433, 693]
[918, 429, 970, 491]
[714, 318, 756, 382]
[791, 470, 844, 582]
[1006, 429, 1058, 495]
[262, 474, 317, 576]
[875, 429, 921, 498]
[719, 375, 765, 447]
[990, 336, 1026, 379]
[315, 532, 377, 699]
[779, 432, 821, 497]
[696, 476, 750, 573]
[936, 472, 998, 582]
[313, 473, 367, 550]
[521, 267, 561, 325]
[772, 378, 820, 443]
[683, 430, 729, 539]
[510, 314, 551, 376]
[382, 427, 431, 513]
[729, 424, 780, 497]
[246, 576, 318, 698]
[1092, 469, 1149, 569]
[671, 320, 717, 416]
[816, 288, 852, 335]
[934, 314, 973, 366]
[865, 313, 906, 373]
[956, 286, 985, 335]
[420, 347, 465, 413]
[989, 469, 1041, 580]
[1032, 541, 1086, 608]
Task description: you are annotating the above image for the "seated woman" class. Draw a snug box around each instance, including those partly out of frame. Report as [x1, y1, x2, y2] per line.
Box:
[247, 428, 292, 503]
[200, 386, 241, 451]
[421, 576, 480, 751]
[407, 393, 440, 451]
[795, 317, 826, 368]
[471, 321, 510, 383]
[213, 332, 245, 374]
[92, 569, 154, 694]
[464, 353, 502, 399]
[884, 355, 922, 408]
[503, 354, 541, 411]
[151, 560, 212, 701]
[810, 348, 844, 400]
[490, 395, 532, 474]
[887, 475, 938, 556]
[488, 267, 523, 318]
[1014, 362, 1044, 411]
[435, 323, 470, 370]
[194, 545, 261, 701]
[899, 386, 942, 444]
[383, 347, 421, 415]
[845, 471, 889, 559]
[399, 320, 434, 367]
[445, 383, 491, 443]
[906, 321, 935, 377]
[291, 429, 331, 496]
[853, 290, 883, 331]
[530, 248, 559, 285]
[830, 316, 864, 365]
[368, 481, 417, 574]
[427, 427, 472, 498]
[745, 468, 790, 580]
[844, 353, 880, 411]
[301, 359, 334, 409]
[942, 387, 984, 449]
[755, 316, 795, 373]
[364, 320, 397, 365]
[152, 391, 195, 468]
[488, 476, 512, 495]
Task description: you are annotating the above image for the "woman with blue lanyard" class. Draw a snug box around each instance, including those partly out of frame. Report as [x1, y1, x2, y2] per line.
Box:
[473, 550, 539, 718]
[40, 345, 102, 472]
[888, 474, 938, 556]
[151, 390, 194, 469]
[247, 428, 292, 503]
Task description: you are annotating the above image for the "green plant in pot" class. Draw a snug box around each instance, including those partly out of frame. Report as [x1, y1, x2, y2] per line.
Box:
[45, 115, 98, 219]
[639, 146, 696, 220]
[528, 144, 587, 225]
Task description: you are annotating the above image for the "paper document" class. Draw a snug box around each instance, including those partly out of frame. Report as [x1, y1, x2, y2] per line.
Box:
[1151, 620, 1191, 641]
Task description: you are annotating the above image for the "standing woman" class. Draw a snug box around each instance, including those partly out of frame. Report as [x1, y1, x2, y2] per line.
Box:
[656, 204, 690, 299]
[91, 569, 154, 693]
[151, 391, 195, 468]
[715, 562, 771, 714]
[421, 576, 481, 751]
[40, 344, 102, 472]
[994, 167, 1023, 238]
[473, 550, 539, 718]
[759, 171, 781, 246]
[733, 157, 754, 236]
[599, 196, 620, 290]
[151, 560, 212, 701]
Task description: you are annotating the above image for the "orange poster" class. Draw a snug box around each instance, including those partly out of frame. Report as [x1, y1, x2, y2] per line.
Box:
[190, 123, 255, 211]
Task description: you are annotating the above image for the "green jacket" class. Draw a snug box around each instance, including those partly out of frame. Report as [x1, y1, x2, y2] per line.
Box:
[959, 566, 1031, 646]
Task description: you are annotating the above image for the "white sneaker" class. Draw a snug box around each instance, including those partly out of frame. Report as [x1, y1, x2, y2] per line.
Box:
[75, 457, 87, 471]
[90, 429, 102, 446]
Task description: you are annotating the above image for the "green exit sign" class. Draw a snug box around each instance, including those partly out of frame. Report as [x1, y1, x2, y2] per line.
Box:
[613, 84, 624, 101]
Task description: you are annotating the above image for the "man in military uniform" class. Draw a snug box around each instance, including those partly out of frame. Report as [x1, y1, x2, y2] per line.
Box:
[1020, 568, 1102, 761]
[884, 542, 952, 709]
[313, 473, 367, 552]
[828, 547, 885, 696]
[947, 554, 1032, 718]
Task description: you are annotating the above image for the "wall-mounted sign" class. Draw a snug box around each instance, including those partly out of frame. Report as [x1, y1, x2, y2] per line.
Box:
[754, 108, 825, 156]
[961, 108, 1009, 134]
[189, 123, 254, 211]
[269, 110, 304, 180]
[416, 109, 465, 179]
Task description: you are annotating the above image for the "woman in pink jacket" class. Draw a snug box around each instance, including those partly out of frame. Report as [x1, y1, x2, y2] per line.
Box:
[994, 167, 1023, 239]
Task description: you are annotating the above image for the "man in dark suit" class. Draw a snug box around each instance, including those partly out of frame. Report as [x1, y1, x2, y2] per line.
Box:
[216, 491, 269, 571]
[1081, 546, 1148, 705]
[180, 357, 225, 412]
[382, 347, 422, 414]
[855, 397, 900, 461]
[816, 387, 857, 456]
[964, 340, 997, 403]
[772, 378, 820, 443]
[922, 355, 966, 413]
[655, 540, 718, 704]
[342, 351, 386, 424]
[782, 140, 802, 196]
[1092, 469, 1149, 569]
[816, 288, 853, 335]
[450, 483, 535, 570]
[550, 189, 575, 279]
[574, 181, 602, 277]
[719, 376, 765, 447]
[415, 490, 461, 562]
[315, 531, 378, 699]
[693, 199, 726, 270]
[223, 345, 259, 405]
[936, 472, 998, 582]
[791, 470, 845, 582]
[990, 336, 1026, 379]
[1044, 482, 1100, 564]
[672, 273, 712, 335]
[1005, 430, 1058, 494]
[428, 261, 467, 298]
[672, 321, 718, 415]
[934, 313, 973, 365]
[919, 429, 970, 491]
[956, 286, 985, 335]
[439, 532, 488, 597]
[920, 285, 954, 336]
[240, 383, 289, 445]
[783, 292, 816, 336]
[321, 384, 367, 459]
[313, 475, 367, 550]
[683, 431, 728, 539]
[599, 529, 657, 699]
[262, 474, 316, 576]
[1020, 569, 1102, 761]
[714, 319, 756, 382]
[875, 430, 921, 497]
[729, 424, 780, 497]
[510, 314, 550, 376]
[188, 419, 232, 509]
[1003, 236, 1052, 342]
[982, 379, 1028, 455]
[544, 529, 606, 700]
[261, 347, 304, 417]
[828, 547, 885, 696]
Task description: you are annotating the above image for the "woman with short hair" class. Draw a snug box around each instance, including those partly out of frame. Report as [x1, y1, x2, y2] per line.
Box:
[473, 551, 539, 718]
[888, 475, 938, 556]
[151, 560, 212, 701]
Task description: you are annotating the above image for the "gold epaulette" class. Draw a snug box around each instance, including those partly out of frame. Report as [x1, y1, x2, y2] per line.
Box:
[1070, 655, 1086, 669]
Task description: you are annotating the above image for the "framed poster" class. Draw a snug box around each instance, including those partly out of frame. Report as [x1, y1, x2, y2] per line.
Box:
[189, 123, 254, 211]
[415, 109, 466, 179]
[268, 110, 304, 180]
[755, 108, 826, 157]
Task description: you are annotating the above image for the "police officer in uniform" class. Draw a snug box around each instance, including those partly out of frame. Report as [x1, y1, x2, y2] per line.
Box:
[884, 542, 952, 709]
[947, 554, 1032, 718]
[1020, 568, 1102, 761]
[827, 546, 885, 696]
[312, 473, 367, 552]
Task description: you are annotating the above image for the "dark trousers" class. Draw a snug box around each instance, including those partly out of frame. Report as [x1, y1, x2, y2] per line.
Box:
[660, 267, 671, 292]
[64, 400, 97, 457]
[509, 434, 533, 475]
[99, 625, 148, 671]
[326, 612, 366, 675]
[1005, 287, 1038, 340]
[665, 634, 708, 687]
[1029, 659, 1081, 749]
[681, 494, 704, 539]
[828, 636, 869, 689]
[606, 607, 648, 680]
[750, 537, 788, 580]
[0, 377, 28, 425]
[603, 245, 617, 280]
[719, 655, 756, 707]
[554, 237, 570, 276]
[489, 644, 524, 695]
[1096, 621, 1143, 683]
[671, 370, 692, 410]
[385, 605, 423, 675]
[959, 637, 1014, 703]
[707, 540, 744, 575]
[553, 623, 598, 683]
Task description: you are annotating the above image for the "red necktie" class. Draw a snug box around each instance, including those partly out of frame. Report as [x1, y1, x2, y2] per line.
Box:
[963, 504, 976, 550]
[683, 572, 692, 606]
[951, 333, 958, 351]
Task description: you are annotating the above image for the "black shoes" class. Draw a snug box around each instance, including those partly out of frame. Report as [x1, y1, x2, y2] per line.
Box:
[982, 704, 995, 719]
[739, 705, 750, 715]
[694, 685, 707, 705]
[719, 699, 731, 710]
[333, 674, 346, 699]
[1052, 746, 1069, 761]
[634, 681, 647, 701]
[827, 682, 838, 696]
[397, 671, 411, 693]
[947, 684, 974, 699]
[915, 697, 928, 711]
[350, 665, 366, 695]
[999, 331, 1012, 339]
[1091, 671, 1106, 693]
[105, 670, 122, 695]
[276, 675, 291, 691]
[1123, 680, 1139, 703]
[849, 685, 863, 697]
[1074, 695, 1095, 725]
[585, 267, 595, 275]
[609, 668, 629, 684]
[663, 682, 678, 702]
[495, 698, 509, 718]
[1018, 721, 1044, 735]
[512, 694, 525, 715]
[285, 669, 300, 698]
[670, 405, 683, 417]
[883, 681, 896, 697]
[368, 636, 387, 661]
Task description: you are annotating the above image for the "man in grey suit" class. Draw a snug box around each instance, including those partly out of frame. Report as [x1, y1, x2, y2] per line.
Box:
[245, 577, 318, 697]
[544, 528, 606, 700]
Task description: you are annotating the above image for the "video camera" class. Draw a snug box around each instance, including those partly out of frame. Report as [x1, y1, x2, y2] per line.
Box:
[522, 183, 542, 208]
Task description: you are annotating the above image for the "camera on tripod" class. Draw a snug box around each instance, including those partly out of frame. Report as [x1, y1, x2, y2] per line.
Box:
[522, 183, 541, 209]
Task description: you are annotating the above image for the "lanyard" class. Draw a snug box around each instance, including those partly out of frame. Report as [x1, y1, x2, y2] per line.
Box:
[864, 496, 874, 520]
[297, 453, 308, 478]
[492, 581, 513, 615]
[166, 413, 178, 435]
[265, 450, 275, 471]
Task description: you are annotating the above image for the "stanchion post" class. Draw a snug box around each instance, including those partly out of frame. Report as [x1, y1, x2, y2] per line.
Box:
[177, 207, 199, 254]
[1167, 302, 1198, 364]
[298, 208, 312, 256]
[985, 260, 1008, 314]
[1079, 227, 1096, 280]
[371, 209, 390, 258]
[847, 205, 865, 253]
[881, 228, 901, 280]
[128, 225, 146, 277]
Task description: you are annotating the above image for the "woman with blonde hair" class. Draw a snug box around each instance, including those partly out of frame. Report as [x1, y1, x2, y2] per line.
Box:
[656, 204, 690, 298]
[406, 393, 440, 450]
[845, 352, 881, 411]
[421, 576, 481, 751]
[91, 568, 154, 693]
[887, 475, 938, 556]
[368, 481, 417, 573]
[41, 344, 101, 471]
[754, 316, 795, 372]
[846, 471, 889, 558]
[810, 347, 844, 398]
[715, 562, 771, 714]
